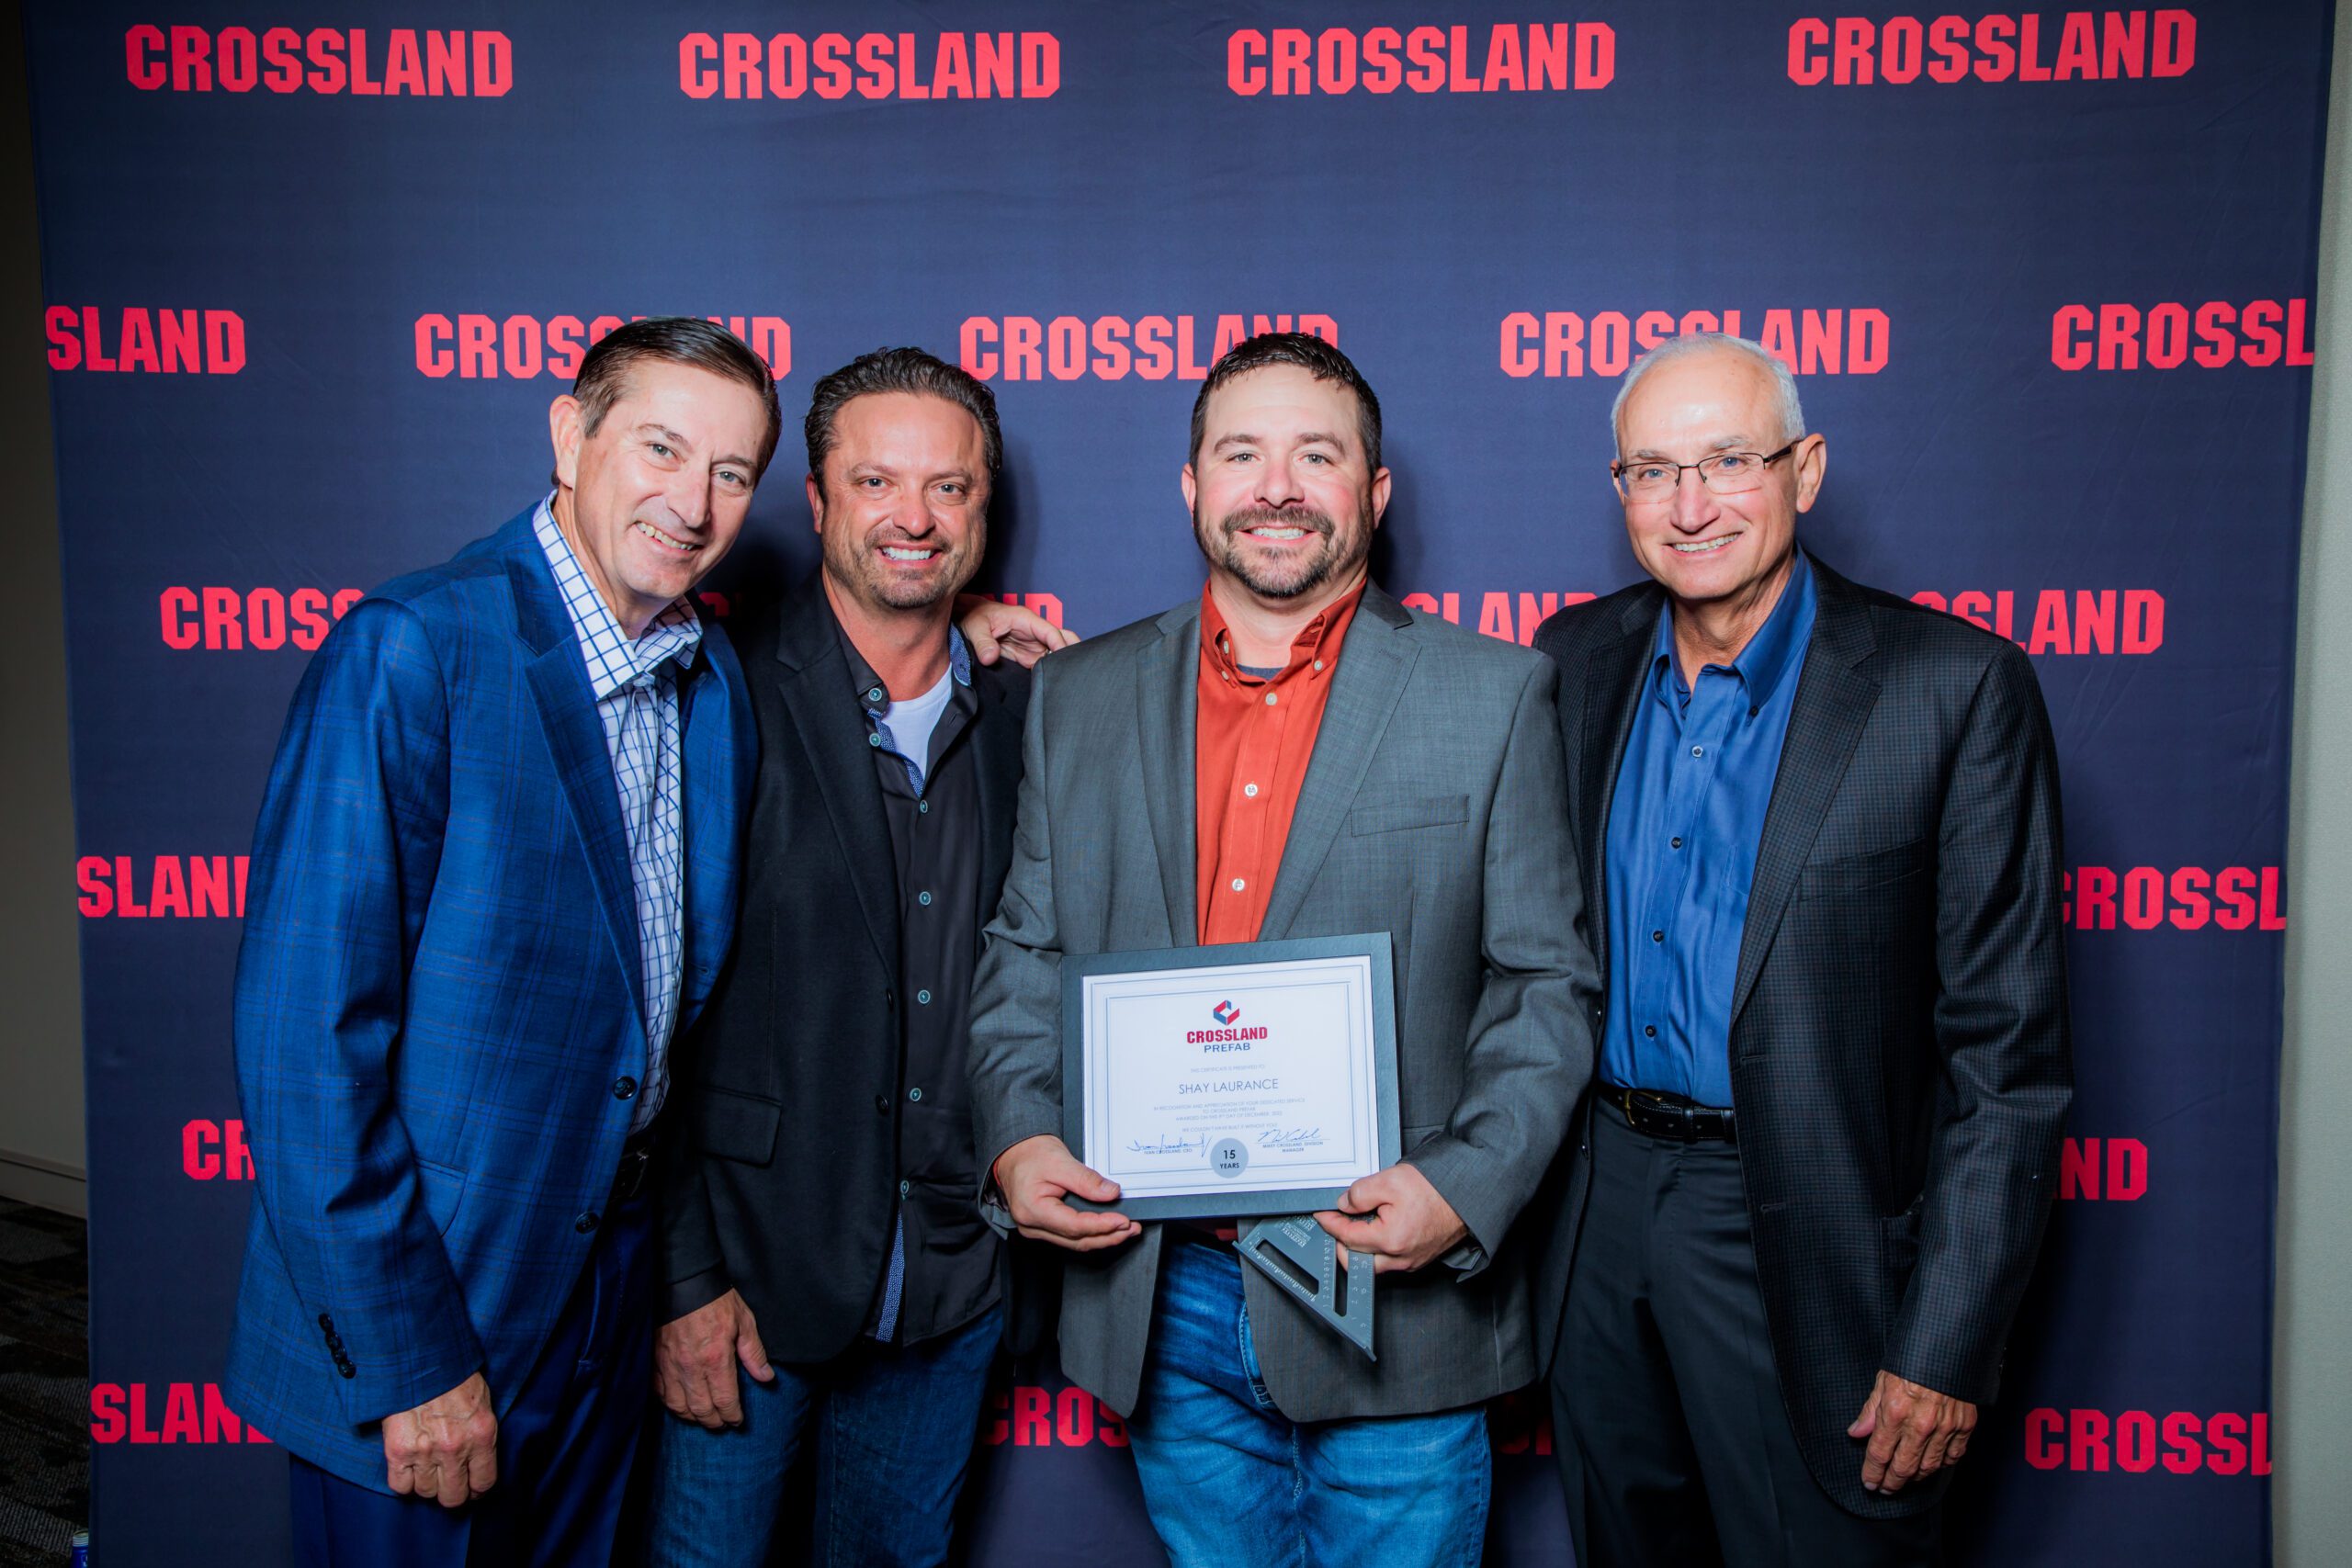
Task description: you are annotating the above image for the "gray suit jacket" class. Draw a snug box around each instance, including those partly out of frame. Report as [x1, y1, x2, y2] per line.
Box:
[968, 584, 1600, 1422]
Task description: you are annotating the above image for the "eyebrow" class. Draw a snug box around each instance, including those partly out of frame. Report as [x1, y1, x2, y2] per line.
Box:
[1625, 434, 1756, 460]
[640, 421, 757, 471]
[1211, 430, 1347, 454]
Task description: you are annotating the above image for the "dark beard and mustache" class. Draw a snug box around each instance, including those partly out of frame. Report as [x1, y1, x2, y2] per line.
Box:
[1197, 503, 1362, 601]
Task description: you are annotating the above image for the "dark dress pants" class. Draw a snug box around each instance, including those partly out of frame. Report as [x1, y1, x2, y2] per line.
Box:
[1548, 1105, 1939, 1568]
[288, 1186, 654, 1568]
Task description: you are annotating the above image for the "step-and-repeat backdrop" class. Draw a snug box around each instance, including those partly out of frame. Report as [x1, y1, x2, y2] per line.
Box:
[25, 3, 2327, 1562]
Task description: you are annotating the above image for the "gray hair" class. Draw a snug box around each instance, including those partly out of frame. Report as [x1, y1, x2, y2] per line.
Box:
[1610, 332, 1805, 452]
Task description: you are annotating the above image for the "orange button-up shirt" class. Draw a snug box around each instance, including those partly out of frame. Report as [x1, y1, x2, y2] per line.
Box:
[1195, 581, 1363, 945]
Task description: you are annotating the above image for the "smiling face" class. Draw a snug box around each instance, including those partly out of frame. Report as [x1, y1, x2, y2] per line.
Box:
[548, 360, 769, 636]
[1182, 364, 1390, 610]
[1614, 345, 1823, 622]
[808, 390, 989, 615]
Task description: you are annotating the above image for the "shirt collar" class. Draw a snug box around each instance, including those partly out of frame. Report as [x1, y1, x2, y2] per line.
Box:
[1649, 549, 1815, 709]
[533, 494, 702, 701]
[1199, 579, 1364, 686]
[837, 617, 973, 718]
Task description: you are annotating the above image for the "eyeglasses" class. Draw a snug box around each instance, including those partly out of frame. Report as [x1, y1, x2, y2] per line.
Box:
[1611, 442, 1798, 502]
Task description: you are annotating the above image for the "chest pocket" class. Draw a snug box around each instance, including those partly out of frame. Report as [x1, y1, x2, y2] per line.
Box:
[1798, 836, 1928, 899]
[1350, 795, 1468, 837]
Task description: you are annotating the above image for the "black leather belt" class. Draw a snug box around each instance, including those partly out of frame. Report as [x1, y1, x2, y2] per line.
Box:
[1600, 1083, 1737, 1144]
[609, 1129, 658, 1206]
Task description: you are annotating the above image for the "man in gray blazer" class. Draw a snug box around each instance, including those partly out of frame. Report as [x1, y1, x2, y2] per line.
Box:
[967, 333, 1599, 1567]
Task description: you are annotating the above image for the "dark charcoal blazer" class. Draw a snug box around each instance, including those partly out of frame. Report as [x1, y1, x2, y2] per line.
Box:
[1529, 553, 2073, 1518]
[658, 580, 1035, 1360]
[970, 585, 1600, 1424]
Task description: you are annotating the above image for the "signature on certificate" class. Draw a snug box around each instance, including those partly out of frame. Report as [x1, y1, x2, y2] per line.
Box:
[1128, 1132, 1207, 1155]
[1258, 1126, 1326, 1152]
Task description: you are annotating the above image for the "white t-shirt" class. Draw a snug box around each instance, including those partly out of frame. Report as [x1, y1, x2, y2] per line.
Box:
[883, 665, 956, 784]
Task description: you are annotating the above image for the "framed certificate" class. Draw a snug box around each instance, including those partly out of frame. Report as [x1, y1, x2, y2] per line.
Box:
[1060, 932, 1401, 1221]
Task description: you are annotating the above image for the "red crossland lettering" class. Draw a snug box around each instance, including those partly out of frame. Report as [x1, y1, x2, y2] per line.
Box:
[1788, 11, 2195, 85]
[90, 1383, 272, 1444]
[677, 32, 1057, 100]
[413, 314, 789, 379]
[2058, 1137, 2148, 1200]
[159, 586, 363, 650]
[183, 1120, 256, 1180]
[1500, 309, 1890, 378]
[982, 1385, 1129, 1447]
[1227, 23, 1613, 95]
[2063, 865, 2284, 931]
[1487, 1389, 1555, 1456]
[1397, 591, 1596, 643]
[125, 27, 509, 96]
[994, 592, 1063, 626]
[2051, 299, 2313, 369]
[46, 307, 244, 374]
[959, 315, 1336, 382]
[76, 856, 249, 919]
[2025, 1408, 2267, 1474]
[1908, 589, 2164, 653]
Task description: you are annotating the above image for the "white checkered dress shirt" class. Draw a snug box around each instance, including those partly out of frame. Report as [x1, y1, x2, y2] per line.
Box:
[534, 497, 701, 1134]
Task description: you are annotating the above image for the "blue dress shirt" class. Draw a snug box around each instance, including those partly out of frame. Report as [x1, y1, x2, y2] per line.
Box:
[1601, 553, 1818, 1107]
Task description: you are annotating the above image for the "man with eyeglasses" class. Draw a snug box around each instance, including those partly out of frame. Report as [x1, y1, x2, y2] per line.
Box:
[1527, 332, 2072, 1566]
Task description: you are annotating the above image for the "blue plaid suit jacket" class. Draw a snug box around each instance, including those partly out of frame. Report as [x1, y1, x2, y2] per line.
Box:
[222, 508, 752, 1490]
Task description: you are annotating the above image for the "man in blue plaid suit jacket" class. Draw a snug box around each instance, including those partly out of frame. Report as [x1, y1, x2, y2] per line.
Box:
[223, 319, 778, 1566]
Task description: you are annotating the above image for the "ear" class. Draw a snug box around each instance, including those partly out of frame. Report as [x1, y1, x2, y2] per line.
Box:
[805, 471, 827, 535]
[1367, 466, 1393, 530]
[549, 396, 584, 492]
[1180, 462, 1198, 516]
[1792, 434, 1828, 513]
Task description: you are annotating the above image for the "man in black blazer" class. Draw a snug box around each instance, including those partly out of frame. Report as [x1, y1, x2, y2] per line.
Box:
[639, 348, 1065, 1566]
[1531, 333, 2072, 1566]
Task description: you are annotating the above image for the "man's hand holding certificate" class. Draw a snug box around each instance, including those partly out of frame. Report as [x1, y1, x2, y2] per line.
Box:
[991, 1135, 1141, 1251]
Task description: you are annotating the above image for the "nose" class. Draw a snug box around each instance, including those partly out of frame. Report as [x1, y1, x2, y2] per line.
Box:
[1667, 466, 1718, 532]
[1255, 454, 1306, 508]
[664, 470, 711, 533]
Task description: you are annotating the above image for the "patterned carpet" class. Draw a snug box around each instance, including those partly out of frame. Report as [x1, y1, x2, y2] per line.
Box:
[0, 1199, 87, 1566]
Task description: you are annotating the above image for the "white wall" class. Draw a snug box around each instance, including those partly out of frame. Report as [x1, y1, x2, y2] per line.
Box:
[0, 0, 85, 1217]
[2275, 6, 2352, 1562]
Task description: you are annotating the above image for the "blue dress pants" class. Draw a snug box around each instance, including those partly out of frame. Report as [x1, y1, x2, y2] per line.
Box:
[286, 1187, 653, 1568]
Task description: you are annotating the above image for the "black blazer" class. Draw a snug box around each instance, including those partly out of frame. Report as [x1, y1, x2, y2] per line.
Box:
[658, 580, 1035, 1361]
[1529, 554, 2073, 1517]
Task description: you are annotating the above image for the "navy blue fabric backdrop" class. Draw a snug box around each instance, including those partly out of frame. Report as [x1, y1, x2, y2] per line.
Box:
[24, 3, 2330, 1562]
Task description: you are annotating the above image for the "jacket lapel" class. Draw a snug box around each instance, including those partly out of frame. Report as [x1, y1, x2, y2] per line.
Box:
[771, 584, 899, 976]
[1731, 558, 1882, 1027]
[1135, 604, 1201, 947]
[1579, 588, 1662, 966]
[1259, 588, 1417, 942]
[677, 626, 750, 1027]
[508, 524, 646, 1030]
[970, 667, 1023, 934]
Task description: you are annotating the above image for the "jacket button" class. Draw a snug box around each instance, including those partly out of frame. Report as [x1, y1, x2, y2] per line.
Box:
[317, 1313, 334, 1331]
[337, 1362, 356, 1380]
[874, 1095, 890, 1114]
[884, 989, 896, 1010]
[612, 1076, 638, 1100]
[576, 1211, 600, 1234]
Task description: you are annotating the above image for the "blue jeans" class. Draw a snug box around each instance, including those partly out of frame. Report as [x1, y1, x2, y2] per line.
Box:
[1125, 1238, 1490, 1568]
[639, 1303, 1002, 1568]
